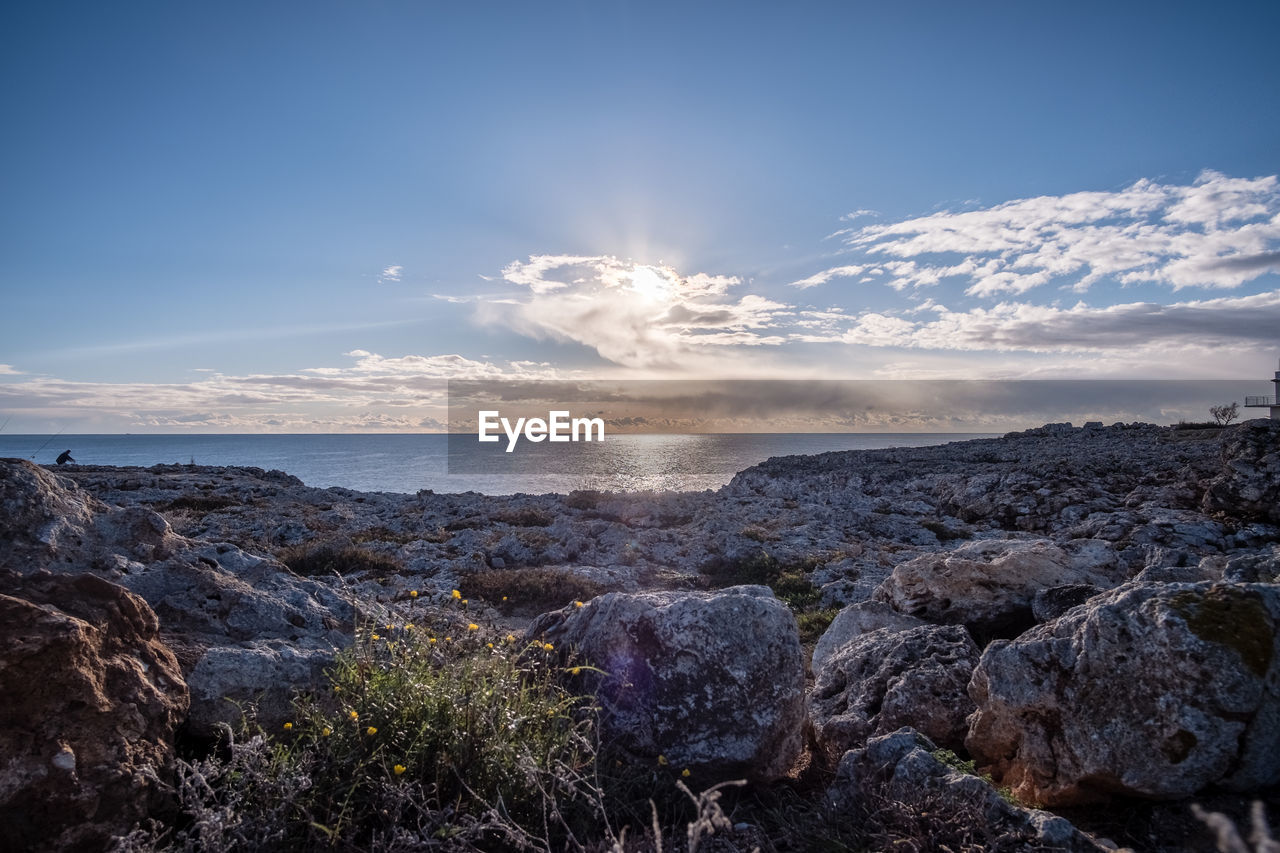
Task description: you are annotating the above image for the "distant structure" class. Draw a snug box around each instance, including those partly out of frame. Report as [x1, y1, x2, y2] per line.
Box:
[1244, 359, 1280, 420]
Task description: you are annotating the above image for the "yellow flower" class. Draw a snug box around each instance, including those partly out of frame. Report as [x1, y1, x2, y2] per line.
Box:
[462, 598, 469, 605]
[681, 768, 691, 778]
[574, 600, 584, 608]
[445, 636, 453, 643]
[506, 634, 516, 644]
[486, 642, 494, 649]
[321, 727, 332, 737]
[405, 623, 414, 631]
[502, 595, 508, 602]
[409, 590, 419, 598]
[451, 589, 461, 599]
[657, 755, 668, 766]
[348, 710, 359, 720]
[570, 666, 581, 675]
[543, 642, 554, 651]
[428, 637, 437, 644]
[393, 764, 406, 775]
[371, 633, 380, 640]
[366, 726, 378, 736]
[334, 685, 342, 693]
[282, 722, 293, 731]
[468, 623, 479, 631]
[384, 623, 393, 631]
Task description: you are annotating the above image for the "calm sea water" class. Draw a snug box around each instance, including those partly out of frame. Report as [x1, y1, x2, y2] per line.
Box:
[0, 433, 994, 495]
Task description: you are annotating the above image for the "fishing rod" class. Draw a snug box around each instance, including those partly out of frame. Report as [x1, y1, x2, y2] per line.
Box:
[30, 427, 65, 461]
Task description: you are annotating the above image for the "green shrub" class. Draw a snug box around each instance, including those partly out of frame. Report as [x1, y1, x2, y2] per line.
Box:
[459, 567, 607, 616]
[796, 608, 839, 645]
[279, 542, 404, 577]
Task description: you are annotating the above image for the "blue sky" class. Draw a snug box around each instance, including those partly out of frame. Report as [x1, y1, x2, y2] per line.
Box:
[2, 1, 1279, 431]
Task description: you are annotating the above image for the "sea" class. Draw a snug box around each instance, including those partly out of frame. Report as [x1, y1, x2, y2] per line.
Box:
[0, 433, 996, 495]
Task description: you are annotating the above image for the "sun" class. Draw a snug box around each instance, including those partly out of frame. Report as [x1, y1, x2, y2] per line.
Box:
[626, 265, 673, 302]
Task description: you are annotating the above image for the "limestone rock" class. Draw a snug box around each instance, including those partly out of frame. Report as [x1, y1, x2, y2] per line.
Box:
[967, 581, 1280, 805]
[811, 600, 927, 673]
[0, 570, 188, 852]
[0, 458, 353, 737]
[525, 586, 804, 782]
[874, 538, 1125, 635]
[809, 624, 979, 756]
[1203, 419, 1280, 524]
[828, 728, 1105, 852]
[1030, 584, 1102, 623]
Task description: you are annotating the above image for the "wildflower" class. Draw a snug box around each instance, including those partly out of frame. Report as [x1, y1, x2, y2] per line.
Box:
[366, 726, 378, 736]
[570, 666, 581, 675]
[333, 685, 342, 693]
[502, 595, 508, 601]
[282, 722, 293, 731]
[682, 768, 691, 778]
[657, 754, 668, 766]
[462, 598, 469, 605]
[394, 764, 406, 775]
[451, 589, 461, 599]
[445, 636, 453, 643]
[349, 710, 359, 721]
[486, 642, 494, 649]
[574, 600, 584, 608]
[468, 623, 479, 631]
[371, 633, 380, 641]
[321, 727, 332, 737]
[384, 623, 393, 631]
[543, 642, 554, 651]
[428, 637, 437, 644]
[506, 634, 516, 644]
[409, 590, 419, 598]
[405, 623, 414, 630]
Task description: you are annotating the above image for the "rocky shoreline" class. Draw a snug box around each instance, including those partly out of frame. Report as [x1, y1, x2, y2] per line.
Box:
[2, 419, 1278, 851]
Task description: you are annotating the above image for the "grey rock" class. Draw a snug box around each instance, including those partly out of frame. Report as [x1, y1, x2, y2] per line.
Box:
[828, 728, 1105, 852]
[967, 581, 1280, 805]
[809, 624, 979, 755]
[811, 600, 927, 673]
[525, 587, 804, 782]
[1030, 584, 1102, 622]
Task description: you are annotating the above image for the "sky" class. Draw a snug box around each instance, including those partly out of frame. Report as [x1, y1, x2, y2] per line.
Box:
[2, 0, 1279, 433]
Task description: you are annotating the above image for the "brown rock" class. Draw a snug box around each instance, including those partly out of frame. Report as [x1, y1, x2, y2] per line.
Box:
[0, 570, 189, 851]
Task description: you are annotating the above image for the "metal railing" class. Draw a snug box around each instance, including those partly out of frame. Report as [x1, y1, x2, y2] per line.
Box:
[1245, 396, 1276, 407]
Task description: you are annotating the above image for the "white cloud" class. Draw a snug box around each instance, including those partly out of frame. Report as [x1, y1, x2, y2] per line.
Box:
[789, 264, 867, 289]
[487, 255, 790, 369]
[819, 290, 1280, 353]
[379, 264, 403, 283]
[801, 171, 1280, 296]
[0, 350, 566, 433]
[0, 364, 21, 375]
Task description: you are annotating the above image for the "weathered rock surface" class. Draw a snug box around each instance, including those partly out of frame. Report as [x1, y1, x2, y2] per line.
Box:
[1203, 419, 1280, 525]
[967, 581, 1280, 806]
[874, 538, 1127, 635]
[525, 587, 804, 782]
[828, 728, 1106, 852]
[0, 459, 354, 736]
[809, 625, 979, 756]
[811, 600, 927, 674]
[0, 570, 188, 852]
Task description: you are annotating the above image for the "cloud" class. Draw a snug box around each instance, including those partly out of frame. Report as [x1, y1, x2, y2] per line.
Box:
[820, 290, 1280, 353]
[486, 255, 791, 369]
[379, 265, 403, 283]
[800, 171, 1280, 296]
[790, 265, 867, 289]
[0, 350, 567, 433]
[0, 364, 21, 375]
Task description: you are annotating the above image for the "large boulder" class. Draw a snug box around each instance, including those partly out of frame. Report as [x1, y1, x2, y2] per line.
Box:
[525, 586, 804, 782]
[0, 458, 354, 736]
[811, 600, 927, 674]
[874, 538, 1125, 636]
[827, 728, 1105, 852]
[1203, 419, 1280, 524]
[809, 624, 979, 757]
[967, 581, 1280, 806]
[0, 570, 189, 851]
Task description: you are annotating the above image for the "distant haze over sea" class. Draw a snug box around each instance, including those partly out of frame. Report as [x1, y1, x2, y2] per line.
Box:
[0, 433, 996, 495]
